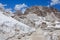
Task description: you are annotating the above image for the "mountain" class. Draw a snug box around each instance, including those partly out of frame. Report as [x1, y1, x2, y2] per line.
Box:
[24, 6, 60, 17]
[13, 6, 60, 28]
[12, 6, 60, 40]
[0, 11, 35, 40]
[0, 6, 60, 40]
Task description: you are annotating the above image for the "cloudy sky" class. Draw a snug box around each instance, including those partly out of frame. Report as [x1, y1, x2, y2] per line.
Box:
[0, 0, 60, 11]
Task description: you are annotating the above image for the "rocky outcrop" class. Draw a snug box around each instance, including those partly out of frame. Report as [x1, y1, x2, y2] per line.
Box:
[11, 6, 60, 40]
[0, 6, 60, 40]
[0, 12, 35, 40]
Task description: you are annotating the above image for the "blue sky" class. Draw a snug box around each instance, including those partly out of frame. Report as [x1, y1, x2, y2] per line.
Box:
[0, 0, 60, 11]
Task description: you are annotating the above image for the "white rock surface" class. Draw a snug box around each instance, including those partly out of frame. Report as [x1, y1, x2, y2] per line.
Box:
[0, 12, 35, 40]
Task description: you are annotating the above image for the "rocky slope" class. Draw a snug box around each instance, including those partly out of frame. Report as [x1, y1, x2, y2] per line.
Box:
[0, 6, 60, 40]
[12, 6, 60, 40]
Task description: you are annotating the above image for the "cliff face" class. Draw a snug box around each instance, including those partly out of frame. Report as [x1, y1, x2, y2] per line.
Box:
[10, 6, 60, 40]
[0, 6, 60, 40]
[13, 6, 60, 28]
[24, 6, 59, 16]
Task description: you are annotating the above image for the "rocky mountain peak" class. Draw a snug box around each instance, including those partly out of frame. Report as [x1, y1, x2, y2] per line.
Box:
[0, 5, 60, 40]
[24, 6, 60, 17]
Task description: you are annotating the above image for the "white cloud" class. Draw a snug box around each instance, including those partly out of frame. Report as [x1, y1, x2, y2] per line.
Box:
[14, 3, 28, 10]
[51, 0, 60, 5]
[14, 3, 28, 13]
[47, 0, 60, 7]
[0, 3, 7, 11]
[0, 3, 7, 8]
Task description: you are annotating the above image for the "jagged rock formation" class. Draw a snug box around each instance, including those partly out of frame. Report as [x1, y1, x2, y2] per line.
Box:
[0, 12, 35, 40]
[0, 6, 60, 40]
[12, 6, 60, 40]
[12, 6, 60, 28]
